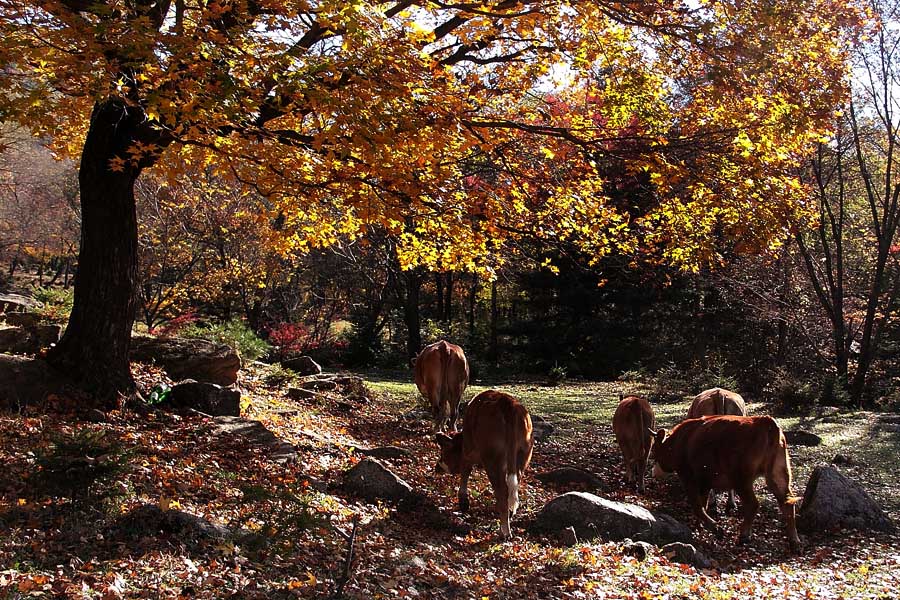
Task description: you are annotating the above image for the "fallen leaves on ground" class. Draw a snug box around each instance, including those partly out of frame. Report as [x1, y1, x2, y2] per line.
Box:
[0, 364, 898, 598]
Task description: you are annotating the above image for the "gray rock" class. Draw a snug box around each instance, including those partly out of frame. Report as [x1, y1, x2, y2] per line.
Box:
[210, 416, 298, 464]
[635, 511, 694, 545]
[532, 492, 652, 541]
[0, 355, 84, 410]
[343, 458, 415, 503]
[131, 334, 240, 386]
[111, 503, 230, 542]
[286, 387, 318, 401]
[661, 542, 711, 568]
[535, 467, 604, 490]
[358, 446, 412, 460]
[533, 492, 693, 545]
[798, 464, 894, 533]
[333, 375, 363, 387]
[3, 313, 41, 328]
[832, 453, 853, 465]
[0, 324, 60, 355]
[785, 429, 822, 447]
[302, 379, 337, 392]
[622, 540, 653, 561]
[282, 355, 322, 375]
[532, 415, 554, 442]
[0, 293, 41, 313]
[166, 380, 241, 416]
[561, 526, 578, 546]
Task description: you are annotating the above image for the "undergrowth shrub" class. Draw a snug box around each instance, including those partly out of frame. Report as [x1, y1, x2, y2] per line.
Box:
[32, 286, 74, 324]
[30, 429, 132, 504]
[181, 318, 271, 362]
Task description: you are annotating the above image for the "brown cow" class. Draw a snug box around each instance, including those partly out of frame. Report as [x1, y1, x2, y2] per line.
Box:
[688, 387, 748, 514]
[650, 415, 801, 552]
[435, 390, 534, 539]
[414, 340, 469, 433]
[612, 394, 655, 492]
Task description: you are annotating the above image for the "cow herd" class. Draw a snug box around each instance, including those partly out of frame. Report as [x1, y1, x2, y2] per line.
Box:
[413, 339, 802, 553]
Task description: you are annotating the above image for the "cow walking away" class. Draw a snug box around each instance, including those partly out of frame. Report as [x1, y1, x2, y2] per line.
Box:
[612, 394, 655, 492]
[650, 415, 802, 552]
[413, 340, 469, 433]
[688, 387, 748, 514]
[434, 390, 534, 539]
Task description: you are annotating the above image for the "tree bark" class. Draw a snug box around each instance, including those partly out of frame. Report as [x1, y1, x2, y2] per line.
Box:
[45, 99, 163, 407]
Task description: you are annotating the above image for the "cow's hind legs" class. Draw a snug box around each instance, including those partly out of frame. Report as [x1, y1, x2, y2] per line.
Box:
[486, 466, 511, 539]
[735, 483, 759, 545]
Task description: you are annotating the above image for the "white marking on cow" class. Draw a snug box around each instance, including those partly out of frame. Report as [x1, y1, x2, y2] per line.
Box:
[506, 473, 519, 515]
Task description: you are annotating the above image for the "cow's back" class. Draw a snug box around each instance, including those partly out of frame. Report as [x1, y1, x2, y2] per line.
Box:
[667, 415, 783, 485]
[688, 387, 747, 419]
[463, 390, 533, 474]
[613, 395, 655, 454]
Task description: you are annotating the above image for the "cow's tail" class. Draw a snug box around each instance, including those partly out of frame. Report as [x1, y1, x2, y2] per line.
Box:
[715, 389, 725, 416]
[506, 406, 531, 515]
[437, 344, 453, 425]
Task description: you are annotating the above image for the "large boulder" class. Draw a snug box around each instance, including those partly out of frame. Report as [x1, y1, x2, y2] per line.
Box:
[0, 355, 83, 409]
[0, 324, 61, 355]
[130, 335, 240, 386]
[0, 293, 41, 313]
[532, 492, 692, 544]
[3, 313, 41, 328]
[282, 355, 322, 375]
[209, 416, 298, 464]
[784, 429, 822, 447]
[535, 467, 605, 490]
[798, 465, 894, 533]
[343, 458, 416, 504]
[165, 380, 241, 416]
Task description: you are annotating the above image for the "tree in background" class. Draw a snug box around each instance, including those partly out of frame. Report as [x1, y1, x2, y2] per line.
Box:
[795, 0, 900, 406]
[0, 0, 862, 404]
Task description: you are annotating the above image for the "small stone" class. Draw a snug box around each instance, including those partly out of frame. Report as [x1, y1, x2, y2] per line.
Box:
[286, 387, 317, 401]
[302, 379, 338, 392]
[84, 408, 107, 423]
[281, 355, 322, 376]
[831, 453, 852, 465]
[561, 526, 578, 546]
[661, 542, 711, 568]
[623, 540, 653, 561]
[784, 429, 822, 447]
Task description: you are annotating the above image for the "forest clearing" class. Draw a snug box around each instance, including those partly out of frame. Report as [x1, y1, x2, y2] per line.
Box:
[1, 361, 898, 598]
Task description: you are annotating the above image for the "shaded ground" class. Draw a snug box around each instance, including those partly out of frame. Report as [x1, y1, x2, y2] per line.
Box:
[1, 365, 898, 598]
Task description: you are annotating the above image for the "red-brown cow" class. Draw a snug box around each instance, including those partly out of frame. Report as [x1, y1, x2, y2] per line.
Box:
[612, 394, 655, 492]
[650, 415, 801, 552]
[687, 387, 748, 514]
[414, 340, 469, 433]
[435, 390, 534, 539]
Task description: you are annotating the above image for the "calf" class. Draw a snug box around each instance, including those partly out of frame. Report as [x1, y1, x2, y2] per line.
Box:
[650, 415, 801, 552]
[612, 394, 655, 492]
[687, 387, 748, 513]
[414, 340, 469, 433]
[435, 390, 534, 539]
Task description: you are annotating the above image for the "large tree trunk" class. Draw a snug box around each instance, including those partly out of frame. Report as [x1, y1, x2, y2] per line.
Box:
[45, 100, 156, 407]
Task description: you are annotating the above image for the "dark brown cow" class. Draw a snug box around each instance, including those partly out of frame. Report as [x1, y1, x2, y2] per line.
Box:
[650, 415, 801, 552]
[435, 390, 534, 539]
[687, 387, 748, 513]
[414, 340, 469, 433]
[612, 394, 655, 492]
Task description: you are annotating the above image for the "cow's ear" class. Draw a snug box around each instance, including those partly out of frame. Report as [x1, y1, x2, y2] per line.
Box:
[654, 428, 667, 443]
[410, 357, 417, 368]
[435, 433, 453, 447]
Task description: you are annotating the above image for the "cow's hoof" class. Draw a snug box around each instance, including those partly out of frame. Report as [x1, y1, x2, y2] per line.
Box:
[737, 533, 751, 545]
[458, 497, 470, 513]
[789, 539, 803, 554]
[725, 504, 737, 515]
